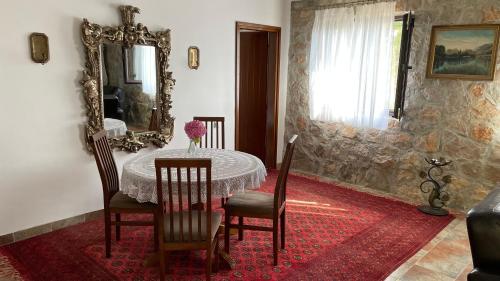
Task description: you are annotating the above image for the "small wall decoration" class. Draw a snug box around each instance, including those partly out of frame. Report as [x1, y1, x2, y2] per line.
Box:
[188, 46, 200, 69]
[426, 24, 500, 80]
[29, 33, 50, 64]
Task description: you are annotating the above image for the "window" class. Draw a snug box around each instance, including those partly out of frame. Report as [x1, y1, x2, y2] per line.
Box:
[392, 12, 415, 119]
[308, 4, 414, 129]
[389, 20, 403, 116]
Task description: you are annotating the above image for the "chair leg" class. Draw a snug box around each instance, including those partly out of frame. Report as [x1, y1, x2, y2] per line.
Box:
[115, 213, 121, 241]
[104, 210, 111, 258]
[158, 248, 166, 281]
[273, 219, 278, 266]
[238, 217, 244, 241]
[214, 236, 220, 273]
[224, 210, 231, 253]
[280, 210, 286, 249]
[153, 213, 159, 251]
[206, 243, 213, 281]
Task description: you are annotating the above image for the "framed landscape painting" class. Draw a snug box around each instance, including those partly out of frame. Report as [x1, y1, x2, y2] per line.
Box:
[426, 24, 500, 80]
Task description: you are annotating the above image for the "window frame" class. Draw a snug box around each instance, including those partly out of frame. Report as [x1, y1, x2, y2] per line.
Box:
[392, 12, 415, 119]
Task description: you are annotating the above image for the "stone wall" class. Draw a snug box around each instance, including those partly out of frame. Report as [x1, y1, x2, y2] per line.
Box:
[285, 0, 500, 211]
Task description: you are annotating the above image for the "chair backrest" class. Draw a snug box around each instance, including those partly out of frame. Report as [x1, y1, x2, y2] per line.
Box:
[193, 116, 225, 149]
[149, 108, 159, 131]
[155, 158, 213, 243]
[89, 130, 120, 206]
[274, 135, 298, 212]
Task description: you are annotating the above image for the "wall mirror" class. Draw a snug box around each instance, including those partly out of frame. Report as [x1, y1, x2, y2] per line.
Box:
[81, 5, 175, 152]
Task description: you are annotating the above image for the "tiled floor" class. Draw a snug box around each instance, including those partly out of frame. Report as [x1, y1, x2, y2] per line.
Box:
[386, 215, 472, 281]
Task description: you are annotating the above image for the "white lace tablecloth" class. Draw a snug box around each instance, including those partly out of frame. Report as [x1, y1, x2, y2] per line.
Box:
[121, 148, 267, 203]
[104, 118, 127, 138]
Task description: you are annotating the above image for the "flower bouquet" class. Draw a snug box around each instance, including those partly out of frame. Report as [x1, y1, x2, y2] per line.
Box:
[184, 120, 207, 153]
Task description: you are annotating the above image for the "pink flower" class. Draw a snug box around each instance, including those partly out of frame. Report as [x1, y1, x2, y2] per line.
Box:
[184, 120, 207, 142]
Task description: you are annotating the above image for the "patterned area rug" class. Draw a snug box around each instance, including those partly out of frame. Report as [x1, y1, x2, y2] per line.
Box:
[0, 172, 453, 281]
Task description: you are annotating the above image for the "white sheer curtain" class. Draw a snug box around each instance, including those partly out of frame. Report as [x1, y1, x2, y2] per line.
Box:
[309, 2, 395, 129]
[133, 45, 157, 95]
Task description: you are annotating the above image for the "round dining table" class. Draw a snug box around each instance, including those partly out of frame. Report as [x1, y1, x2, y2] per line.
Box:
[121, 148, 267, 204]
[104, 118, 128, 138]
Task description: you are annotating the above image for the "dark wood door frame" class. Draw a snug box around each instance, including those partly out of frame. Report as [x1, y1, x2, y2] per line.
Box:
[235, 21, 281, 169]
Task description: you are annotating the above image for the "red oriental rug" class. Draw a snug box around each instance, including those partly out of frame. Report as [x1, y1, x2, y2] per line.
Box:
[0, 171, 453, 281]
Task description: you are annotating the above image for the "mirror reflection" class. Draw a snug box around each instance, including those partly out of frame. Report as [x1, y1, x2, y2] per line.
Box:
[101, 43, 158, 137]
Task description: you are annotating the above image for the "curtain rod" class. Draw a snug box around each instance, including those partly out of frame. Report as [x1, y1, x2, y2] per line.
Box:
[303, 0, 396, 10]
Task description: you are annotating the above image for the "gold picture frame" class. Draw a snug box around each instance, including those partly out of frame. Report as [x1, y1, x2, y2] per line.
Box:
[29, 33, 50, 64]
[426, 24, 500, 80]
[80, 5, 175, 152]
[188, 46, 200, 69]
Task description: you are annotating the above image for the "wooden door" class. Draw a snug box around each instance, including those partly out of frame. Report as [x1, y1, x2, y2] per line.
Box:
[238, 31, 268, 164]
[265, 32, 278, 168]
[236, 22, 280, 169]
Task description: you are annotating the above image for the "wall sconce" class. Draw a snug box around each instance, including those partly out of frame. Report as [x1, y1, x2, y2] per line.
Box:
[29, 33, 50, 64]
[188, 46, 199, 69]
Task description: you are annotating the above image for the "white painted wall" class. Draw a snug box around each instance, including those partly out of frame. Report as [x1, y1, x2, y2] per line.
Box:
[0, 0, 287, 235]
[278, 0, 293, 159]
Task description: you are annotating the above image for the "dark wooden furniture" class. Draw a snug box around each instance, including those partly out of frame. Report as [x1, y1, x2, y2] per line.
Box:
[193, 116, 225, 149]
[467, 187, 500, 281]
[89, 130, 158, 258]
[224, 135, 297, 266]
[154, 158, 221, 281]
[103, 86, 125, 120]
[193, 116, 227, 207]
[149, 108, 159, 131]
[235, 22, 281, 169]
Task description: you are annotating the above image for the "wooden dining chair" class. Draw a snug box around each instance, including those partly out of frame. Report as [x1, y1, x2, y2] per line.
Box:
[149, 108, 159, 131]
[193, 116, 227, 207]
[89, 130, 159, 258]
[193, 117, 225, 149]
[224, 135, 297, 266]
[154, 158, 221, 281]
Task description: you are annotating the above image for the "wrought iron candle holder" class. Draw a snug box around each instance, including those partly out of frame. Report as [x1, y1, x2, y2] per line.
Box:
[417, 158, 452, 216]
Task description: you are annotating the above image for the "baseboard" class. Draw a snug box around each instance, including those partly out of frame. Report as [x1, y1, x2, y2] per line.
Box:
[0, 210, 103, 246]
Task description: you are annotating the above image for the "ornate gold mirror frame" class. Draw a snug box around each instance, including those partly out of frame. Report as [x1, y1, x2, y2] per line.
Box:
[81, 5, 175, 152]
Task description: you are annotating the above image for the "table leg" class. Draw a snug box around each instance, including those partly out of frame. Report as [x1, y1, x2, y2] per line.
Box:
[218, 243, 236, 269]
[143, 253, 160, 267]
[144, 227, 237, 269]
[144, 251, 235, 269]
[217, 225, 236, 269]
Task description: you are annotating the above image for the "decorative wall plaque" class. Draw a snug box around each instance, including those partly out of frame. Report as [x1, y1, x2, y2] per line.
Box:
[29, 33, 50, 64]
[188, 46, 200, 69]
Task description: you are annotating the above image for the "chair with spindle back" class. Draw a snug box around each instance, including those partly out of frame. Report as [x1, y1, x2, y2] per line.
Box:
[193, 117, 225, 149]
[193, 116, 227, 207]
[224, 135, 297, 266]
[89, 130, 159, 258]
[148, 108, 159, 131]
[154, 158, 221, 281]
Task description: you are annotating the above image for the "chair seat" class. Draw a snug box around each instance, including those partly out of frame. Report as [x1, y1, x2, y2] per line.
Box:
[163, 211, 222, 242]
[226, 191, 275, 219]
[110, 191, 156, 210]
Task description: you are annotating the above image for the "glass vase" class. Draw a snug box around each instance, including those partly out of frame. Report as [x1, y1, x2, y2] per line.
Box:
[187, 139, 197, 154]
